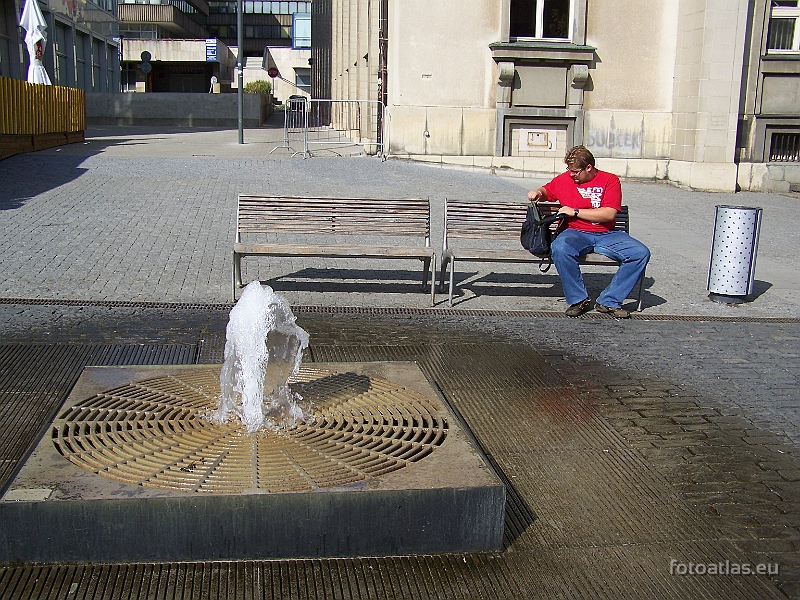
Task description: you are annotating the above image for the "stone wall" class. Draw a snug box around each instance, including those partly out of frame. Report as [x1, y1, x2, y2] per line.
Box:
[86, 92, 272, 127]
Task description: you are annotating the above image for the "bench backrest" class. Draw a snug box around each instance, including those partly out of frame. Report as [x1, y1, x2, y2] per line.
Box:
[444, 200, 629, 242]
[237, 195, 431, 238]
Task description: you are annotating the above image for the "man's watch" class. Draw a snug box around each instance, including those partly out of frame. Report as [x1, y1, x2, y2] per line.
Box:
[574, 208, 580, 218]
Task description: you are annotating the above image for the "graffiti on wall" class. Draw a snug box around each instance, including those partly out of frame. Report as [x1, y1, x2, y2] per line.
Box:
[585, 116, 643, 158]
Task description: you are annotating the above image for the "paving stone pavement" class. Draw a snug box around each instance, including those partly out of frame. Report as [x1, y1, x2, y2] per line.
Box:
[0, 125, 799, 598]
[1, 125, 798, 316]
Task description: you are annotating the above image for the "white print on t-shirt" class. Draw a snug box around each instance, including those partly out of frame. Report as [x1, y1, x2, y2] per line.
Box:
[578, 186, 604, 208]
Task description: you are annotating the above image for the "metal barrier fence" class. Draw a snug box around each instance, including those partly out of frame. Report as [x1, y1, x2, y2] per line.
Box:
[270, 95, 309, 158]
[272, 98, 385, 158]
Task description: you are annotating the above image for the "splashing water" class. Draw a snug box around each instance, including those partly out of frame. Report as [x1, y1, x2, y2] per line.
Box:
[214, 281, 310, 432]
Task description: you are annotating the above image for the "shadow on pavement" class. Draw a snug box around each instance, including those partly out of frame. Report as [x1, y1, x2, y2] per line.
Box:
[751, 279, 773, 300]
[0, 154, 93, 210]
[265, 268, 433, 294]
[0, 134, 143, 208]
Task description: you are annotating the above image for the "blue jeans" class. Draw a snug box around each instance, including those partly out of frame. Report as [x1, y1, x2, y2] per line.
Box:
[550, 229, 650, 307]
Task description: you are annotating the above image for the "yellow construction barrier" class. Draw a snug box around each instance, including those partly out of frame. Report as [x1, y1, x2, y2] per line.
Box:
[0, 76, 85, 159]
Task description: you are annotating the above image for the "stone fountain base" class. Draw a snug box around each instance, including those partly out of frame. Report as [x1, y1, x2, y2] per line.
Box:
[0, 362, 504, 563]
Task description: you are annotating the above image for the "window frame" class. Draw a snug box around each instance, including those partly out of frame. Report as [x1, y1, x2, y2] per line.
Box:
[509, 0, 575, 43]
[292, 11, 311, 48]
[766, 0, 800, 54]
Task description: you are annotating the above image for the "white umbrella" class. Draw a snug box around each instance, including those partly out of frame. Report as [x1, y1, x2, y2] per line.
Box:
[20, 0, 52, 85]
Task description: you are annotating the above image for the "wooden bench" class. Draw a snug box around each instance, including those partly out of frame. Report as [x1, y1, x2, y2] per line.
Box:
[233, 195, 436, 304]
[438, 200, 645, 309]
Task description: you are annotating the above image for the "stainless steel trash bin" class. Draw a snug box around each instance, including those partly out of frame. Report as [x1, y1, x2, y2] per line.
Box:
[707, 205, 762, 303]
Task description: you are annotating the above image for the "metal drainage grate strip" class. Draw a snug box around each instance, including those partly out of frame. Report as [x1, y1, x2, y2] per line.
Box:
[1, 297, 797, 323]
[0, 297, 233, 310]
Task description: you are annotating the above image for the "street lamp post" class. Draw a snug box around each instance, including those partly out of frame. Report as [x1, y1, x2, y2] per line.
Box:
[237, 0, 243, 143]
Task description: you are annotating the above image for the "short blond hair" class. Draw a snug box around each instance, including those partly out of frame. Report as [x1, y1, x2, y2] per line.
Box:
[564, 145, 595, 170]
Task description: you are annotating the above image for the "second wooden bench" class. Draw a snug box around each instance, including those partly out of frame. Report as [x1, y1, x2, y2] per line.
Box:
[438, 199, 645, 309]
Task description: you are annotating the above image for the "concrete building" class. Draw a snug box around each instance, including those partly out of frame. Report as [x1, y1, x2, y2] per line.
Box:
[260, 45, 310, 102]
[312, 0, 800, 192]
[119, 0, 310, 95]
[119, 0, 215, 92]
[1, 0, 119, 90]
[0, 0, 24, 79]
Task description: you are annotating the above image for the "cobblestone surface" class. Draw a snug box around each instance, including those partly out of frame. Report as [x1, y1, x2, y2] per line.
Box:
[0, 126, 798, 317]
[475, 318, 800, 451]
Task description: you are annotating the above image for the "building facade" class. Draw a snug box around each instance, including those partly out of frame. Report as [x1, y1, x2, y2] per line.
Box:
[119, 0, 310, 94]
[313, 0, 800, 192]
[1, 0, 119, 90]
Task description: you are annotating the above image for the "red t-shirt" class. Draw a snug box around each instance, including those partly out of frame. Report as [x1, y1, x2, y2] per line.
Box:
[543, 170, 622, 232]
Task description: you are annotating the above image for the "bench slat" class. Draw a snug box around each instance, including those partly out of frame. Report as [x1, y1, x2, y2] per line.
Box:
[234, 243, 435, 259]
[237, 196, 431, 237]
[445, 202, 628, 238]
[444, 248, 620, 265]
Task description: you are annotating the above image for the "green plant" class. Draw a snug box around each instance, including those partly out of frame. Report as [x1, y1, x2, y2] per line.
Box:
[244, 80, 272, 94]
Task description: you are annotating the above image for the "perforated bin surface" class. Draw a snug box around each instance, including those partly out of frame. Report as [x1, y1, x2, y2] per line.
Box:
[708, 205, 762, 296]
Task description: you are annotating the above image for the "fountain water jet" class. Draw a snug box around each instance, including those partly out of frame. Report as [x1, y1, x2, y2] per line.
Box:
[215, 281, 309, 433]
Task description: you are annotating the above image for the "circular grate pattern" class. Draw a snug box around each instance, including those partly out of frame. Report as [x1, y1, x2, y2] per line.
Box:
[51, 367, 448, 494]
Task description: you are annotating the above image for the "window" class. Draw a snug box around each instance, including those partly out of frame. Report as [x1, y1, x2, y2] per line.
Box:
[92, 39, 102, 90]
[0, 37, 9, 79]
[217, 0, 309, 15]
[0, 1, 11, 78]
[510, 0, 571, 40]
[767, 0, 800, 52]
[54, 24, 70, 86]
[119, 24, 160, 39]
[122, 64, 138, 91]
[295, 67, 310, 93]
[770, 131, 800, 161]
[293, 12, 310, 48]
[75, 32, 87, 90]
[107, 44, 117, 91]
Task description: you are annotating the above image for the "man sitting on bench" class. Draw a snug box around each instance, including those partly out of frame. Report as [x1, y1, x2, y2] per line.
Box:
[527, 145, 650, 319]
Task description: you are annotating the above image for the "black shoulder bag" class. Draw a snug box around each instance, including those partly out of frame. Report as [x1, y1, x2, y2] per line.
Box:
[520, 202, 566, 272]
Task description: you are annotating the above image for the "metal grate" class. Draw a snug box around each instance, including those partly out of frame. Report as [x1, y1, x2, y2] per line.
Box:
[769, 131, 800, 162]
[52, 366, 448, 493]
[2, 298, 799, 323]
[0, 343, 196, 491]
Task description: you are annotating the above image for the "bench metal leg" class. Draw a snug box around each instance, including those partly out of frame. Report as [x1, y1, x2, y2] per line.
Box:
[635, 268, 646, 311]
[448, 258, 455, 308]
[232, 252, 237, 301]
[419, 257, 435, 306]
[429, 258, 436, 306]
[232, 252, 243, 301]
[422, 254, 436, 306]
[438, 256, 449, 293]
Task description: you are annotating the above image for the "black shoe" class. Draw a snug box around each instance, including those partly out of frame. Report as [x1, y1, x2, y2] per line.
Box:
[595, 302, 630, 318]
[565, 298, 592, 317]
